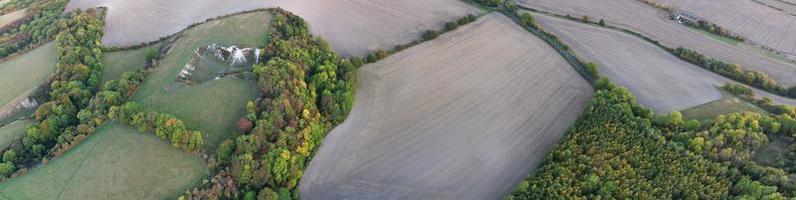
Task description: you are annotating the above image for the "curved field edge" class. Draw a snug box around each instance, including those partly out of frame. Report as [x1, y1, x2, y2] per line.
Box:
[65, 0, 481, 57]
[518, 0, 796, 87]
[0, 119, 32, 149]
[130, 11, 269, 151]
[300, 13, 593, 199]
[0, 122, 207, 200]
[0, 42, 56, 120]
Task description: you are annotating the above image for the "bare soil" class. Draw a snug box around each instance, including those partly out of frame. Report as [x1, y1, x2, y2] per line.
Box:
[520, 0, 796, 86]
[654, 0, 796, 56]
[300, 13, 593, 200]
[533, 13, 796, 112]
[65, 0, 481, 57]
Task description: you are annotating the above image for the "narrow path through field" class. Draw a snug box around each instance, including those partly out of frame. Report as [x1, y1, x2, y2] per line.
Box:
[300, 13, 593, 199]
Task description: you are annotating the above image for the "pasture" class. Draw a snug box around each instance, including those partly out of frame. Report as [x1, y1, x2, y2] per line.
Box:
[64, 0, 481, 57]
[520, 0, 796, 86]
[0, 42, 56, 118]
[0, 8, 23, 27]
[130, 11, 266, 151]
[300, 13, 593, 199]
[680, 92, 767, 121]
[0, 122, 207, 200]
[654, 0, 796, 56]
[0, 119, 31, 149]
[100, 42, 163, 84]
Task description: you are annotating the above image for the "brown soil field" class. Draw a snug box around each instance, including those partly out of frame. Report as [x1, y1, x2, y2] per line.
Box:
[520, 0, 796, 86]
[0, 8, 23, 27]
[654, 0, 796, 56]
[533, 13, 796, 112]
[65, 0, 480, 57]
[300, 13, 593, 199]
[755, 0, 796, 16]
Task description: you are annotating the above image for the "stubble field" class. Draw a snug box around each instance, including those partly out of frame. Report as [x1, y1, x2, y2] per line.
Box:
[0, 122, 207, 200]
[65, 0, 481, 57]
[520, 0, 796, 86]
[300, 13, 593, 200]
[654, 0, 796, 56]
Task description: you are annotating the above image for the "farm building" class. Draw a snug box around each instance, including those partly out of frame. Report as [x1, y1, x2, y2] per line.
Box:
[673, 10, 699, 24]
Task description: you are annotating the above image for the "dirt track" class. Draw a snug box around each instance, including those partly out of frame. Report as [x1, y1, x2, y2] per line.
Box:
[654, 0, 796, 56]
[520, 0, 796, 86]
[300, 13, 593, 199]
[65, 0, 480, 57]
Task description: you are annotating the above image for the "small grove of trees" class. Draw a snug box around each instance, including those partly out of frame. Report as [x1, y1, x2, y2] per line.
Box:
[672, 47, 791, 97]
[0, 9, 108, 178]
[108, 102, 204, 151]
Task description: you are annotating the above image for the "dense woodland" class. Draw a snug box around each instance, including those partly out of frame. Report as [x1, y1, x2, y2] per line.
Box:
[497, 1, 796, 198]
[0, 0, 68, 59]
[506, 78, 794, 199]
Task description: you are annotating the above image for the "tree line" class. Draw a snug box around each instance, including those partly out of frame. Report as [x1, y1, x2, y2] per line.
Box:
[506, 78, 790, 199]
[0, 9, 104, 179]
[180, 8, 357, 199]
[672, 47, 795, 98]
[108, 102, 204, 151]
[0, 0, 68, 59]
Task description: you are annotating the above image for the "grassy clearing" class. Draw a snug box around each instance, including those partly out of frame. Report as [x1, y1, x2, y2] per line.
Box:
[0, 122, 207, 200]
[100, 42, 162, 84]
[0, 119, 31, 149]
[754, 133, 792, 168]
[131, 11, 271, 151]
[681, 92, 767, 121]
[690, 27, 740, 46]
[0, 42, 56, 108]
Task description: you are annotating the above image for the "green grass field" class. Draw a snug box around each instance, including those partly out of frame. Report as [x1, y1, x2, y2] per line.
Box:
[690, 27, 740, 46]
[0, 119, 31, 149]
[0, 42, 56, 109]
[131, 11, 271, 151]
[681, 92, 767, 121]
[100, 42, 163, 84]
[753, 133, 792, 168]
[0, 122, 207, 200]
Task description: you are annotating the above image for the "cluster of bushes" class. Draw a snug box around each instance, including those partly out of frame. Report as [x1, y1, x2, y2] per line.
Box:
[681, 19, 745, 42]
[108, 102, 204, 151]
[0, 0, 68, 59]
[672, 47, 792, 97]
[377, 14, 477, 63]
[471, 0, 503, 7]
[181, 8, 357, 199]
[722, 83, 796, 116]
[507, 78, 790, 199]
